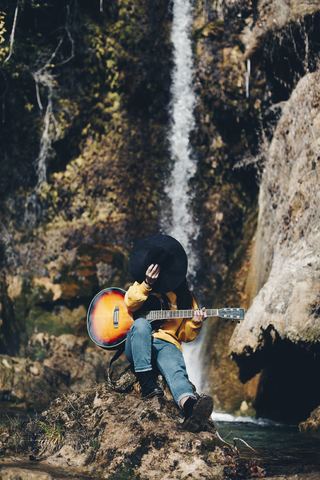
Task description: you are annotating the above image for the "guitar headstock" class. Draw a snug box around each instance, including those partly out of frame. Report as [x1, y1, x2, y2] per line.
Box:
[218, 307, 245, 321]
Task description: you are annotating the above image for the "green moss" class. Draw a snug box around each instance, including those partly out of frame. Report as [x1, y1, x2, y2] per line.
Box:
[12, 276, 86, 341]
[109, 463, 140, 480]
[25, 305, 84, 337]
[0, 0, 172, 242]
[193, 20, 225, 40]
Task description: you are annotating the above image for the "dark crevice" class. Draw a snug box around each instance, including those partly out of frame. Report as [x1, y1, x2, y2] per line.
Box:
[233, 326, 320, 423]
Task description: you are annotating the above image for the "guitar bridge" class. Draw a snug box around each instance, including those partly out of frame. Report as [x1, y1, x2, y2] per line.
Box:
[113, 306, 119, 329]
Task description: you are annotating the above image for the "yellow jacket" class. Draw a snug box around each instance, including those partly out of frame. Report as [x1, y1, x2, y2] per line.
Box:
[124, 281, 202, 352]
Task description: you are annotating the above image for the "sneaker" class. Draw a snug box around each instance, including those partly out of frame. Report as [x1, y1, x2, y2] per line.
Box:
[182, 395, 214, 432]
[135, 370, 164, 398]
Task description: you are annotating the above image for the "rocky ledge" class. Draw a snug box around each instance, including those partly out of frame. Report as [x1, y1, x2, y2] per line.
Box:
[0, 377, 266, 480]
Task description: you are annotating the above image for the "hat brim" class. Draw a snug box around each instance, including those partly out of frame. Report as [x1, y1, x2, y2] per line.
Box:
[129, 235, 188, 294]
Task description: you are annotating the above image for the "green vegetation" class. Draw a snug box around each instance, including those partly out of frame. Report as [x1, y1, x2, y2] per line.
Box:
[38, 421, 65, 450]
[0, 0, 172, 235]
[0, 0, 172, 348]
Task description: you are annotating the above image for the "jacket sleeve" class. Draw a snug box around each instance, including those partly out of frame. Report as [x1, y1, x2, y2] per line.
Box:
[176, 295, 203, 343]
[124, 281, 152, 312]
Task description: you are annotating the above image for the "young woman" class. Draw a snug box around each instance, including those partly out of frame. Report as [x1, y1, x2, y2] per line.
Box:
[124, 234, 213, 432]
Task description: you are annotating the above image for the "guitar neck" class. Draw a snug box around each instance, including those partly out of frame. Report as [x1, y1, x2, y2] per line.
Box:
[146, 309, 218, 321]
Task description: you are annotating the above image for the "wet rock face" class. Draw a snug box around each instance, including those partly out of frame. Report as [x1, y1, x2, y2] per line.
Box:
[242, 0, 320, 62]
[229, 72, 320, 422]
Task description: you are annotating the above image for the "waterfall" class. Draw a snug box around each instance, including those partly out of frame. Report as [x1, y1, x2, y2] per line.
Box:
[162, 0, 199, 278]
[163, 0, 203, 390]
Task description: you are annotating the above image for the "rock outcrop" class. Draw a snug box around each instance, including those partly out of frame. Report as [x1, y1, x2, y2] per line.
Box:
[0, 380, 265, 480]
[0, 333, 128, 412]
[229, 71, 320, 422]
[0, 0, 171, 359]
[299, 405, 320, 433]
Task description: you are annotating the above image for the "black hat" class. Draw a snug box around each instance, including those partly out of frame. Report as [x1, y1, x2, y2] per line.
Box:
[129, 234, 188, 294]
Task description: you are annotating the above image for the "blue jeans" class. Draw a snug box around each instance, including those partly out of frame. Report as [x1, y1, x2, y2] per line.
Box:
[125, 317, 196, 407]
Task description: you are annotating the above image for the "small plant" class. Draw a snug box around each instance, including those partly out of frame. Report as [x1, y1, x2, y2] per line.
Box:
[90, 438, 99, 450]
[6, 414, 20, 429]
[38, 421, 64, 453]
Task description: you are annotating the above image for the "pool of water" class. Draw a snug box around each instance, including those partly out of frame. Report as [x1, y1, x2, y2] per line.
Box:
[214, 417, 320, 476]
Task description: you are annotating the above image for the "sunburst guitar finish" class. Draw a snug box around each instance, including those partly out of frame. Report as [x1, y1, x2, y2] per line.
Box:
[87, 288, 132, 350]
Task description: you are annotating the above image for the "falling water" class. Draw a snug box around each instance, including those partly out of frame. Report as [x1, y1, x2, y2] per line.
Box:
[162, 0, 199, 278]
[163, 0, 203, 389]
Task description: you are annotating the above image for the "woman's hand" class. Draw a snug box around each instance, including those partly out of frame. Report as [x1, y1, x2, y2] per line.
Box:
[145, 264, 161, 287]
[193, 307, 207, 324]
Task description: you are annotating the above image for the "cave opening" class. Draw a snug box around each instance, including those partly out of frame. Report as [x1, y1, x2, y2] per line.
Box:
[239, 334, 320, 424]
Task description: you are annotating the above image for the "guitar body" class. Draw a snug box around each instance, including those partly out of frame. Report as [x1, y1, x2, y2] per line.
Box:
[87, 288, 163, 350]
[87, 288, 132, 350]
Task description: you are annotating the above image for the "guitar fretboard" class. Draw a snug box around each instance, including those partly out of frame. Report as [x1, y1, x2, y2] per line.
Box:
[145, 309, 219, 321]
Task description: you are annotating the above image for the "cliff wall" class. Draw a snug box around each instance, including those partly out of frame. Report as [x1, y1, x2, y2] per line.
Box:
[229, 70, 320, 422]
[196, 0, 320, 423]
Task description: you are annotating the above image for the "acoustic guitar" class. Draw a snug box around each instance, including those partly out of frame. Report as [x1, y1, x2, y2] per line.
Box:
[87, 287, 245, 350]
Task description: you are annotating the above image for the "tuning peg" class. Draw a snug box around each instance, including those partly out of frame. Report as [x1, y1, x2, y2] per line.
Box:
[231, 306, 234, 308]
[238, 320, 240, 324]
[224, 305, 228, 308]
[231, 319, 234, 324]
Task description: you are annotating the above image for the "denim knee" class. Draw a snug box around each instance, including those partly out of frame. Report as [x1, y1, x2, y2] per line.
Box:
[131, 317, 152, 334]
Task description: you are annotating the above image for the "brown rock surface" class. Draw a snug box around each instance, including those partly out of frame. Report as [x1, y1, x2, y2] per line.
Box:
[230, 71, 320, 356]
[0, 381, 261, 480]
[299, 406, 320, 433]
[0, 333, 128, 411]
[242, 0, 320, 61]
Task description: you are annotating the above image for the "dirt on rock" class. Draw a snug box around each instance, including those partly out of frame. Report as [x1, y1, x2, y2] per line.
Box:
[0, 377, 265, 480]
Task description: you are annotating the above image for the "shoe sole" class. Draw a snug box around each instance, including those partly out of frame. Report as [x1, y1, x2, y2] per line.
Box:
[143, 389, 164, 399]
[182, 395, 213, 432]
